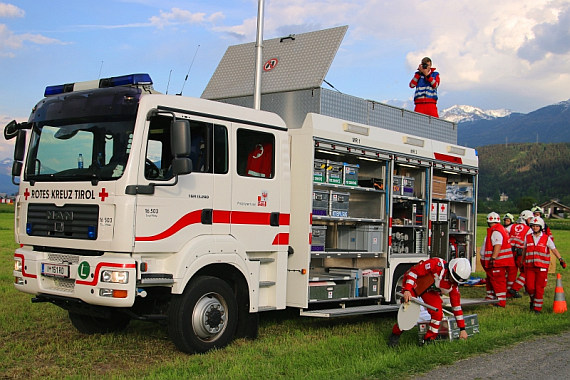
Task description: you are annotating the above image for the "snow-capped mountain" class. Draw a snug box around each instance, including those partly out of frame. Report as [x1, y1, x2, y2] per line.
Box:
[440, 105, 512, 123]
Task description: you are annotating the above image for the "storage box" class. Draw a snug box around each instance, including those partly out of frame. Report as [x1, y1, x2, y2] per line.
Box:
[417, 314, 479, 344]
[393, 175, 403, 195]
[313, 159, 327, 183]
[326, 160, 343, 184]
[330, 191, 349, 217]
[403, 176, 415, 197]
[358, 177, 384, 190]
[361, 274, 383, 296]
[309, 281, 351, 301]
[343, 163, 359, 186]
[311, 225, 327, 252]
[432, 175, 447, 199]
[312, 190, 329, 216]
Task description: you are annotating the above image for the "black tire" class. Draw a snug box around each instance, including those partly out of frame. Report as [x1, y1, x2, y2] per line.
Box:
[391, 264, 412, 304]
[168, 276, 238, 354]
[69, 311, 130, 334]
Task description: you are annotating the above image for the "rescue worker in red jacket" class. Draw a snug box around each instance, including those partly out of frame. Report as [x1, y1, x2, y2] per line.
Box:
[480, 212, 515, 307]
[507, 210, 533, 298]
[388, 257, 471, 347]
[503, 213, 514, 234]
[523, 216, 566, 313]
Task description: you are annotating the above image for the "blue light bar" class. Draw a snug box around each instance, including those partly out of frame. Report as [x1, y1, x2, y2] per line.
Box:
[87, 226, 97, 239]
[44, 73, 153, 97]
[99, 73, 153, 88]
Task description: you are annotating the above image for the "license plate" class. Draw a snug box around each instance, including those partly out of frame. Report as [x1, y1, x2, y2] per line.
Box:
[42, 263, 70, 278]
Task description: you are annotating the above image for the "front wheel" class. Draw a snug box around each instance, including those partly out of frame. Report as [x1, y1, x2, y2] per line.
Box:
[168, 276, 238, 354]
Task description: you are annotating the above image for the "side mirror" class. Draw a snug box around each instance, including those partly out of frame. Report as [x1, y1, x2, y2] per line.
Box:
[171, 119, 191, 156]
[4, 120, 19, 140]
[172, 157, 192, 176]
[14, 130, 26, 161]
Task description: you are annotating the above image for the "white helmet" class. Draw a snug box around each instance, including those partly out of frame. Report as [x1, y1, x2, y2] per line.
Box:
[520, 210, 533, 220]
[448, 258, 471, 284]
[530, 216, 545, 230]
[486, 212, 500, 224]
[531, 206, 544, 215]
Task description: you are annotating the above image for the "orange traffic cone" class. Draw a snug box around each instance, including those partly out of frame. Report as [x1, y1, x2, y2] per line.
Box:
[553, 273, 567, 314]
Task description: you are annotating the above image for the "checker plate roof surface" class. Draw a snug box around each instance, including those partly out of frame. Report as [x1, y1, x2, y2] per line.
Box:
[201, 25, 348, 99]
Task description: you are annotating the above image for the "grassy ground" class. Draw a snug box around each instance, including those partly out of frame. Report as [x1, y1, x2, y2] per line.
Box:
[1, 203, 569, 379]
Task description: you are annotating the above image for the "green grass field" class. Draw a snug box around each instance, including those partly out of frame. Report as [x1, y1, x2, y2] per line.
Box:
[1, 203, 569, 379]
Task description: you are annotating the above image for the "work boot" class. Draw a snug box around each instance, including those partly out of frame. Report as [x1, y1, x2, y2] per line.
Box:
[388, 333, 400, 347]
[508, 289, 522, 298]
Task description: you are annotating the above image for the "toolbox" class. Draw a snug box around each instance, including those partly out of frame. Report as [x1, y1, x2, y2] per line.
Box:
[313, 159, 327, 183]
[311, 225, 327, 251]
[326, 160, 343, 184]
[417, 314, 479, 344]
[308, 280, 352, 301]
[361, 273, 383, 296]
[343, 163, 359, 186]
[403, 176, 415, 197]
[312, 190, 329, 216]
[330, 191, 350, 217]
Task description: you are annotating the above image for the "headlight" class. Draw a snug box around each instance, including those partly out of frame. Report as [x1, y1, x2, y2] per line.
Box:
[14, 259, 22, 272]
[101, 270, 129, 284]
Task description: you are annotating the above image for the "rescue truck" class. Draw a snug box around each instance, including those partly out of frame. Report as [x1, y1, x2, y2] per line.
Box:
[5, 26, 478, 353]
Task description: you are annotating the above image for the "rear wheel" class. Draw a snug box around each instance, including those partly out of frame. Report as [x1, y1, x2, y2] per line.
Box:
[168, 276, 238, 354]
[69, 311, 130, 334]
[391, 265, 412, 304]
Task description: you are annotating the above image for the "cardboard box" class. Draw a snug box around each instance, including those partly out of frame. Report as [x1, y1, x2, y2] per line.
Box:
[432, 175, 447, 199]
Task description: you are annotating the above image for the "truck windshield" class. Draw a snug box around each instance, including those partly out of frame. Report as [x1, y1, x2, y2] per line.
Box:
[24, 119, 135, 182]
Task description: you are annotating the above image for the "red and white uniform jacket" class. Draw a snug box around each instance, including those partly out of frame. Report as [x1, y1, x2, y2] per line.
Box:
[509, 223, 531, 249]
[246, 143, 273, 178]
[524, 232, 555, 269]
[402, 257, 465, 329]
[482, 224, 514, 268]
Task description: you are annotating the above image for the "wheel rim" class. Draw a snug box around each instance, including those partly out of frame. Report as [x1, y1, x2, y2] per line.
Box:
[192, 292, 228, 341]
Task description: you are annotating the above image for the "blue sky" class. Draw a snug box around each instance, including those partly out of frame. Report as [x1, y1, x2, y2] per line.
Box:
[1, 0, 569, 158]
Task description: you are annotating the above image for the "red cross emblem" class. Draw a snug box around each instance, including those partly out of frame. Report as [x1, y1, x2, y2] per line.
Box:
[24, 188, 30, 200]
[99, 188, 109, 202]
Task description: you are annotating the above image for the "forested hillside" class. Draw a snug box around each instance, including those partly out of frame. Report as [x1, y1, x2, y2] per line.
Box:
[477, 143, 570, 211]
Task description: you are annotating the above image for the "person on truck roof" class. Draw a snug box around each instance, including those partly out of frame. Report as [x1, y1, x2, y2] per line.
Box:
[409, 57, 440, 118]
[388, 257, 471, 347]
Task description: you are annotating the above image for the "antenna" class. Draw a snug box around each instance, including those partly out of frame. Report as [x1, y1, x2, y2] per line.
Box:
[98, 60, 104, 79]
[323, 79, 341, 93]
[166, 69, 173, 94]
[178, 45, 200, 96]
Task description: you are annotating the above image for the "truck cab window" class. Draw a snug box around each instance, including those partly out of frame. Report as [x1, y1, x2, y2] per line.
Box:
[237, 129, 275, 178]
[145, 117, 229, 179]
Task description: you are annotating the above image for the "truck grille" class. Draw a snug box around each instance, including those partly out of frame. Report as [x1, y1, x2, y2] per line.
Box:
[27, 203, 99, 240]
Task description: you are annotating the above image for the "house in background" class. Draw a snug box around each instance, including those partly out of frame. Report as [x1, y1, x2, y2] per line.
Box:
[539, 200, 570, 219]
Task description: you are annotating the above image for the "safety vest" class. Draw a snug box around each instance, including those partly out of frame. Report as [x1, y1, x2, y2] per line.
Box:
[524, 233, 550, 268]
[509, 223, 530, 248]
[483, 224, 514, 268]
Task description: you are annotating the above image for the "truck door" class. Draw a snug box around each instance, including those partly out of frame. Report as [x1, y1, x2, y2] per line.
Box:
[134, 115, 230, 251]
[230, 126, 283, 252]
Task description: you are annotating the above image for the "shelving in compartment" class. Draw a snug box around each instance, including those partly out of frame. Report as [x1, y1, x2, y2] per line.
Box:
[311, 148, 387, 255]
[431, 168, 477, 261]
[391, 161, 428, 255]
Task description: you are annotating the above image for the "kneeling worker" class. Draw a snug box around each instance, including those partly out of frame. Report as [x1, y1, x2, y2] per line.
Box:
[389, 257, 471, 347]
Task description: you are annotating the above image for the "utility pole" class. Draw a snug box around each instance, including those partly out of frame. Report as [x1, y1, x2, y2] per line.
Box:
[253, 0, 265, 110]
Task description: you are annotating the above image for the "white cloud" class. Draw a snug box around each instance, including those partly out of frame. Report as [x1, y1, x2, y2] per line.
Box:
[149, 8, 225, 29]
[0, 2, 24, 18]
